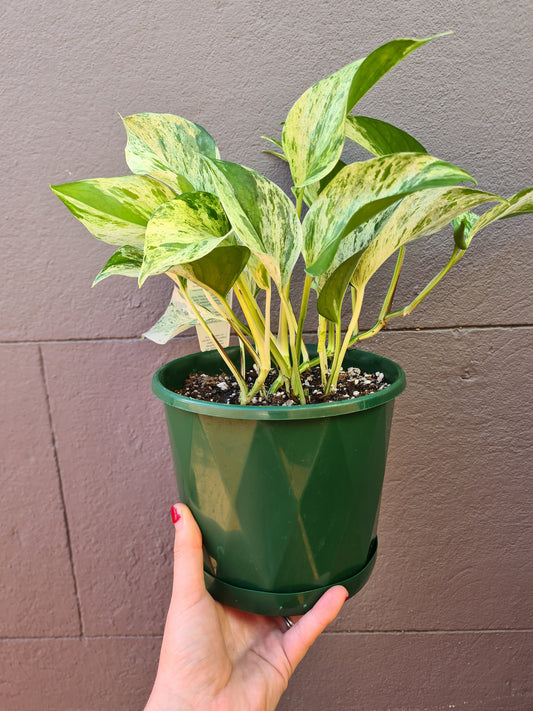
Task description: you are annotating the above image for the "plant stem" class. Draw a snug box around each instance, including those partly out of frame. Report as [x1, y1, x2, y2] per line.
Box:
[327, 287, 364, 392]
[379, 245, 405, 321]
[179, 281, 249, 403]
[278, 286, 307, 404]
[295, 273, 312, 364]
[351, 247, 464, 346]
[205, 292, 262, 369]
[235, 277, 292, 383]
[317, 316, 328, 388]
[386, 247, 463, 321]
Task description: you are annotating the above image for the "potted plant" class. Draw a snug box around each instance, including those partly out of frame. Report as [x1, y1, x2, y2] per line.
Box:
[51, 33, 532, 616]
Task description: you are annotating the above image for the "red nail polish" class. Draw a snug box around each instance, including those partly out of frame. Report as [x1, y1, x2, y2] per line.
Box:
[344, 592, 349, 601]
[171, 505, 181, 524]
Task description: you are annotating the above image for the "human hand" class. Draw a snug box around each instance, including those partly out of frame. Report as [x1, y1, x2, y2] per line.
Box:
[145, 503, 348, 711]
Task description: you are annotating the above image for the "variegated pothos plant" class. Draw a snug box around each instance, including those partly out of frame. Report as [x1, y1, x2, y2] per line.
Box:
[51, 33, 533, 405]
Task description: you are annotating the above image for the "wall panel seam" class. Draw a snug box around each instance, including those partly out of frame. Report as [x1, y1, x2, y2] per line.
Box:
[1, 323, 533, 346]
[1, 628, 532, 642]
[38, 345, 84, 638]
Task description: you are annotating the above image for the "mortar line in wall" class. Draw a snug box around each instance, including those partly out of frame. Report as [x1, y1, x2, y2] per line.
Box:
[38, 345, 84, 639]
[1, 628, 532, 642]
[1, 323, 532, 346]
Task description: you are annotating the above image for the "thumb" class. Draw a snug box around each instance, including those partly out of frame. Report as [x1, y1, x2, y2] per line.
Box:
[170, 503, 206, 608]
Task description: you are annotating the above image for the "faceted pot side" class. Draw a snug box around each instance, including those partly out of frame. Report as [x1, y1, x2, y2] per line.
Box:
[152, 347, 406, 616]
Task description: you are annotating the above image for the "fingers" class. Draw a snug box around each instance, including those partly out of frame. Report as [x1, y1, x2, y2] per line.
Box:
[281, 586, 348, 669]
[170, 503, 206, 608]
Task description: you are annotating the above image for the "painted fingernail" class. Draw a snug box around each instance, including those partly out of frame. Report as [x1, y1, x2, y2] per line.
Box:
[344, 591, 350, 601]
[171, 505, 181, 524]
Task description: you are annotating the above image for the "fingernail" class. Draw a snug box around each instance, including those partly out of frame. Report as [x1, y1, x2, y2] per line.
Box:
[344, 591, 349, 601]
[171, 505, 181, 524]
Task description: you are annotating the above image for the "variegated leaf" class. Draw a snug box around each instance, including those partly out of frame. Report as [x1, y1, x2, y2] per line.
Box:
[282, 34, 445, 189]
[303, 153, 474, 275]
[139, 192, 231, 285]
[50, 175, 176, 246]
[316, 187, 504, 321]
[123, 113, 219, 193]
[315, 208, 395, 322]
[467, 187, 533, 241]
[142, 286, 223, 344]
[345, 115, 427, 156]
[350, 187, 504, 290]
[205, 158, 302, 287]
[92, 245, 144, 285]
[244, 253, 270, 293]
[170, 245, 250, 299]
[282, 60, 362, 189]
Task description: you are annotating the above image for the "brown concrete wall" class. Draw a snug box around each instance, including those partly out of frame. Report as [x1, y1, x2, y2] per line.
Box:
[1, 1, 532, 709]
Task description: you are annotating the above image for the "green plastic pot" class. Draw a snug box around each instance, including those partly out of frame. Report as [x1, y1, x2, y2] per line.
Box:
[152, 347, 406, 616]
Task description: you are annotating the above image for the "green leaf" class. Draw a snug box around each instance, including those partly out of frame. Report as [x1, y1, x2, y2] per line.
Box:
[139, 192, 231, 285]
[142, 286, 223, 344]
[282, 34, 447, 189]
[92, 246, 144, 285]
[205, 158, 302, 287]
[303, 153, 475, 275]
[346, 34, 450, 109]
[170, 245, 250, 299]
[316, 253, 362, 323]
[451, 211, 479, 249]
[123, 113, 219, 193]
[50, 175, 176, 246]
[350, 187, 504, 290]
[345, 115, 427, 156]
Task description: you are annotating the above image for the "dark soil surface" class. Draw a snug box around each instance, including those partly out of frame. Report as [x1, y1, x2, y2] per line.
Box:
[177, 364, 390, 406]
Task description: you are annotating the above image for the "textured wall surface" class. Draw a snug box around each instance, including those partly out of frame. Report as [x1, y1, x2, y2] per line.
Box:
[1, 0, 532, 709]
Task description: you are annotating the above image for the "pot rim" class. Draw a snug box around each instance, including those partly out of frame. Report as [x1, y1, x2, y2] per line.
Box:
[152, 346, 406, 421]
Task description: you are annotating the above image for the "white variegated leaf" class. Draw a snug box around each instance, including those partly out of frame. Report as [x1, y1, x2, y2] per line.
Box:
[50, 175, 176, 246]
[205, 158, 302, 287]
[93, 245, 144, 285]
[139, 192, 231, 285]
[303, 153, 474, 274]
[350, 187, 504, 290]
[282, 34, 445, 189]
[282, 60, 362, 189]
[316, 188, 504, 321]
[142, 286, 224, 344]
[123, 113, 219, 193]
[345, 115, 427, 156]
[467, 187, 533, 241]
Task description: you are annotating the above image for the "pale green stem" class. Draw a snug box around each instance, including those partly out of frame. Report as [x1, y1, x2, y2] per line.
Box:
[279, 286, 307, 404]
[327, 319, 335, 357]
[317, 316, 328, 388]
[264, 281, 272, 365]
[235, 279, 291, 382]
[295, 274, 313, 364]
[327, 286, 364, 392]
[352, 247, 464, 346]
[325, 321, 342, 394]
[239, 339, 246, 378]
[205, 292, 261, 369]
[379, 245, 405, 321]
[179, 282, 249, 404]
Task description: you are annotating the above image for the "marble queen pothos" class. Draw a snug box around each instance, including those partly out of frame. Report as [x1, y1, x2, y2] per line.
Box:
[51, 32, 533, 405]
